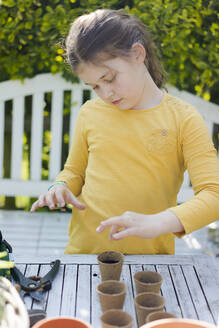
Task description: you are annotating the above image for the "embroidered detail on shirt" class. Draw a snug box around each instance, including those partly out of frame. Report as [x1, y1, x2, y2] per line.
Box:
[146, 129, 177, 153]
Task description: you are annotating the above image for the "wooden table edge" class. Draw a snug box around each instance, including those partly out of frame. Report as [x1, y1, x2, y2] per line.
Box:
[14, 254, 215, 265]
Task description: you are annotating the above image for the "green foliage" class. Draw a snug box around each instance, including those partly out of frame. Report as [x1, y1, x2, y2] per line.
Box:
[0, 0, 218, 103]
[129, 0, 219, 103]
[0, 0, 133, 83]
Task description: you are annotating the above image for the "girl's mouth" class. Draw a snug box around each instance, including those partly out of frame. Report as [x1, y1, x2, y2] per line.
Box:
[112, 99, 122, 105]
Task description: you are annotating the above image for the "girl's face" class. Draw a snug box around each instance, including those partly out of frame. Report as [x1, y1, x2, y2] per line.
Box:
[77, 46, 149, 110]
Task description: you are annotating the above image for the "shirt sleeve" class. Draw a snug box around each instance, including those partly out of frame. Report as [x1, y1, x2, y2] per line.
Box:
[56, 108, 88, 197]
[169, 105, 219, 237]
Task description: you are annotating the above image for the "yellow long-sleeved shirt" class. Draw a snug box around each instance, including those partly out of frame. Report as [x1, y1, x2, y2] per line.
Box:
[57, 91, 219, 254]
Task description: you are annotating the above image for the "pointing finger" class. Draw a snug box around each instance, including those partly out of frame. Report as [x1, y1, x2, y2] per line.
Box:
[30, 200, 39, 213]
[30, 195, 46, 212]
[65, 192, 86, 210]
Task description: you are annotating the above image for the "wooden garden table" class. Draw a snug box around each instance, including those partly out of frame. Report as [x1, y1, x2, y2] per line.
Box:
[14, 254, 219, 327]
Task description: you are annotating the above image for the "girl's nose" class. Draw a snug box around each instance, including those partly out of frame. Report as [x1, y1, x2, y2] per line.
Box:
[101, 85, 114, 99]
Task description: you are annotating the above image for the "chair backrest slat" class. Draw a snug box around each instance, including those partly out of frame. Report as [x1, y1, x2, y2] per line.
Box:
[69, 86, 83, 148]
[49, 89, 64, 180]
[30, 92, 44, 181]
[11, 96, 24, 179]
[0, 101, 4, 179]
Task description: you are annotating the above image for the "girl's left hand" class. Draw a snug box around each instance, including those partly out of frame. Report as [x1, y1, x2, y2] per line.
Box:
[96, 211, 162, 240]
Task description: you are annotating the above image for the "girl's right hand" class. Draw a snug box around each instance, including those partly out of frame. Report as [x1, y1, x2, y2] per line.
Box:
[30, 184, 86, 213]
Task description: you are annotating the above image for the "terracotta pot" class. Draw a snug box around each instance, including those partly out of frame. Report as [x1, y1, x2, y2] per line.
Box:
[140, 318, 216, 328]
[32, 316, 92, 328]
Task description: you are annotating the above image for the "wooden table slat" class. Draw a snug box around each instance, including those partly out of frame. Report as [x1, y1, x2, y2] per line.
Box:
[143, 265, 156, 271]
[182, 265, 214, 324]
[156, 265, 182, 317]
[91, 265, 103, 327]
[194, 263, 219, 322]
[169, 266, 198, 319]
[42, 264, 64, 316]
[121, 265, 137, 328]
[16, 264, 26, 274]
[75, 265, 91, 322]
[60, 264, 77, 316]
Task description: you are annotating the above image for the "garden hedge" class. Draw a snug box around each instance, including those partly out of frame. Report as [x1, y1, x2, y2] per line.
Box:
[0, 0, 218, 103]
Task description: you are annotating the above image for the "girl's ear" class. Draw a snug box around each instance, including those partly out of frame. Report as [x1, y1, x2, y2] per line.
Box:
[130, 42, 146, 64]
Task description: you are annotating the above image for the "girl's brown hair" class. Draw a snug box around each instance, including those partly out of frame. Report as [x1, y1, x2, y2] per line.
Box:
[66, 9, 166, 88]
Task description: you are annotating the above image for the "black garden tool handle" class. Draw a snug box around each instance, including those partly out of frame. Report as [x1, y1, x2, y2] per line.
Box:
[40, 260, 60, 289]
[11, 267, 41, 291]
[28, 309, 46, 327]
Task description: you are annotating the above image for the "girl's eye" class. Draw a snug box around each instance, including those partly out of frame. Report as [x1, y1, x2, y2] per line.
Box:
[92, 74, 116, 90]
[106, 75, 116, 83]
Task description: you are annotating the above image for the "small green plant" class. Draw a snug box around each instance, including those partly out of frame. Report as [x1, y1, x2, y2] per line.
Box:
[0, 252, 14, 282]
[0, 252, 14, 270]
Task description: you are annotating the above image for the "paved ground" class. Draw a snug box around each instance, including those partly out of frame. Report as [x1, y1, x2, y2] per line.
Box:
[0, 210, 69, 256]
[0, 210, 218, 262]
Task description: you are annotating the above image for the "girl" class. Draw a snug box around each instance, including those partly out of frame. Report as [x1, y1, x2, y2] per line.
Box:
[31, 9, 219, 254]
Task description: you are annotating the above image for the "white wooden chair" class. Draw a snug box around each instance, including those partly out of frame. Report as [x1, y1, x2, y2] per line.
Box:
[0, 73, 94, 196]
[0, 73, 219, 204]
